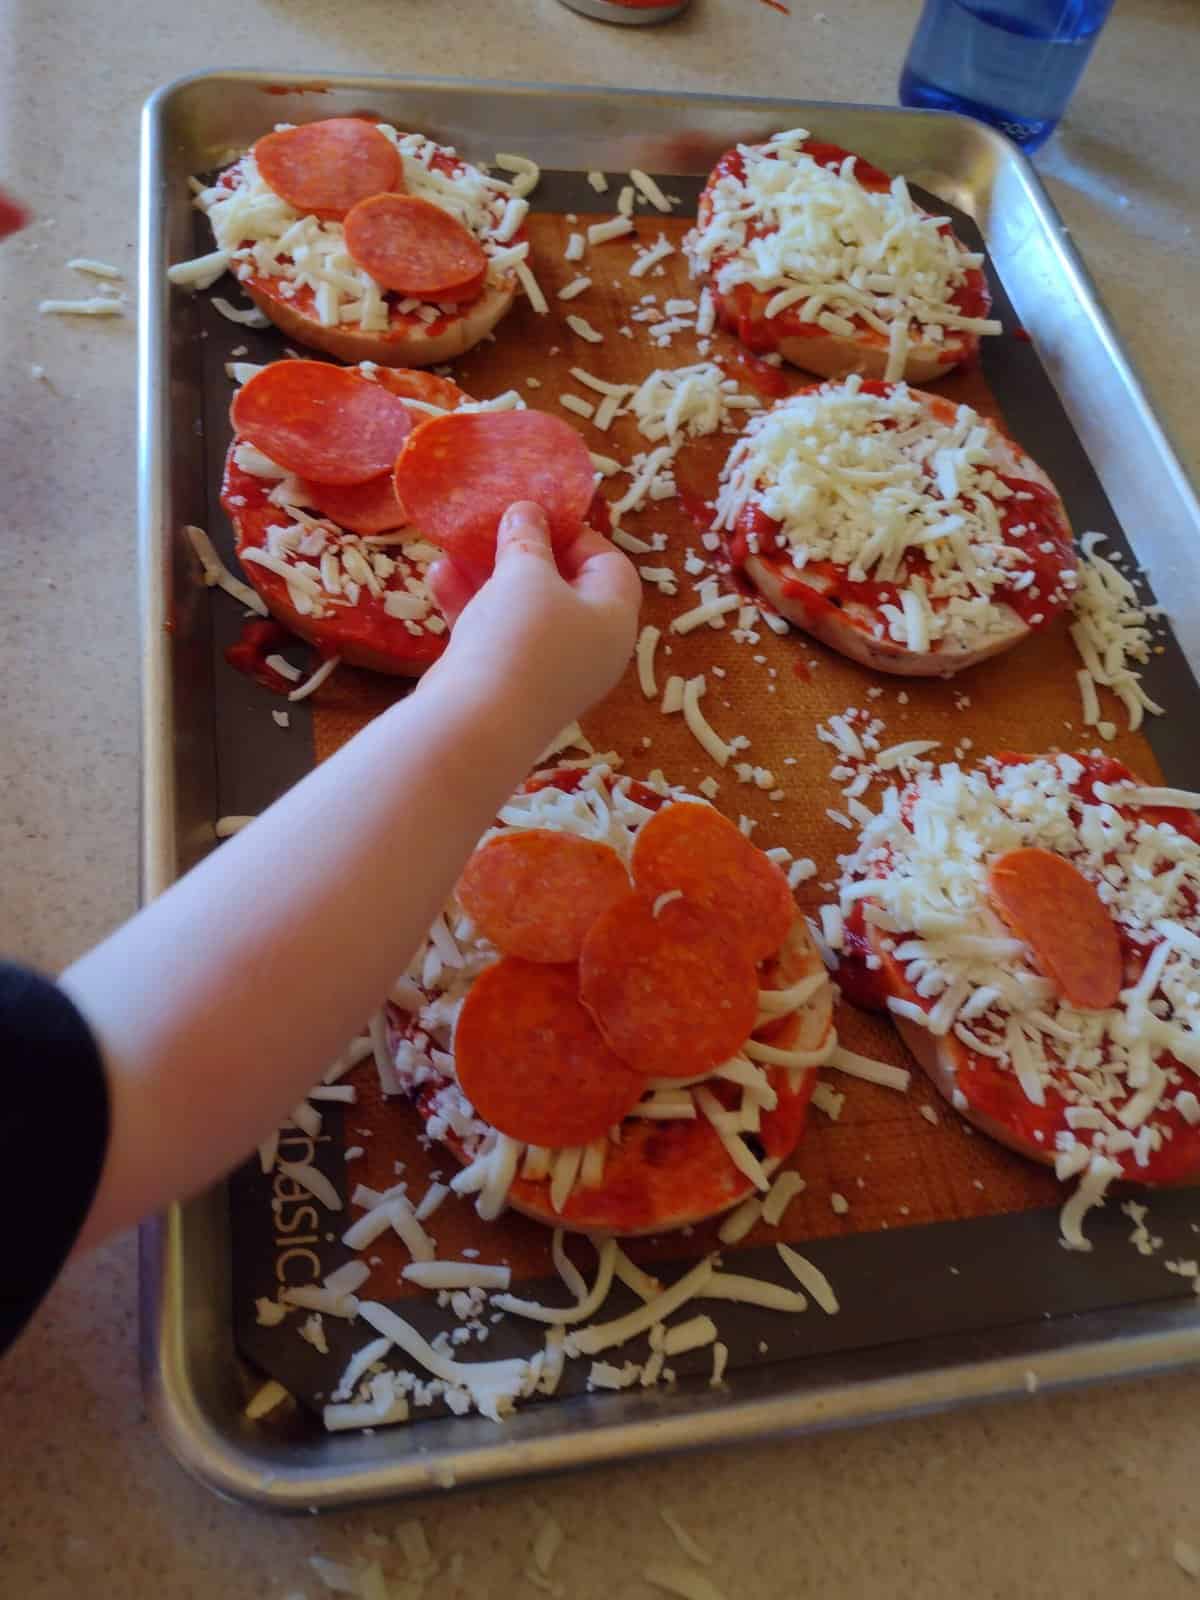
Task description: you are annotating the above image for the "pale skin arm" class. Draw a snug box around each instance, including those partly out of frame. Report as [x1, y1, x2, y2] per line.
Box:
[62, 504, 640, 1250]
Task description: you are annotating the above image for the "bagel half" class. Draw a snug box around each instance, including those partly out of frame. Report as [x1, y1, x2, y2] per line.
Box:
[176, 121, 525, 366]
[218, 362, 474, 676]
[718, 378, 1076, 677]
[386, 767, 836, 1236]
[688, 135, 994, 384]
[833, 751, 1200, 1186]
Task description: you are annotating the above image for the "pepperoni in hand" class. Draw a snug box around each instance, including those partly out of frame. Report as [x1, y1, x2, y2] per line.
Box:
[458, 830, 631, 964]
[987, 846, 1123, 1010]
[579, 894, 760, 1078]
[454, 958, 646, 1148]
[393, 409, 597, 574]
[631, 801, 795, 964]
[231, 361, 416, 486]
[343, 193, 487, 302]
[253, 118, 402, 220]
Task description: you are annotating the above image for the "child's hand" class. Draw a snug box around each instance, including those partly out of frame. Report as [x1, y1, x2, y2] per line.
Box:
[425, 502, 642, 731]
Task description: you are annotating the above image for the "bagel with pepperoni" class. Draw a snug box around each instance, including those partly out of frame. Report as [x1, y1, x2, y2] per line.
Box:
[687, 130, 999, 384]
[220, 359, 603, 673]
[713, 375, 1077, 676]
[220, 360, 475, 675]
[173, 118, 531, 366]
[385, 765, 835, 1236]
[831, 751, 1200, 1193]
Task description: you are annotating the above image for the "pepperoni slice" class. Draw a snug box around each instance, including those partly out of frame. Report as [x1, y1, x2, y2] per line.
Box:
[987, 847, 1123, 1010]
[579, 894, 760, 1078]
[631, 802, 795, 964]
[231, 361, 415, 486]
[458, 830, 631, 964]
[374, 367, 470, 411]
[454, 959, 646, 1148]
[253, 118, 402, 221]
[297, 471, 407, 535]
[295, 368, 471, 528]
[393, 410, 597, 573]
[343, 193, 487, 301]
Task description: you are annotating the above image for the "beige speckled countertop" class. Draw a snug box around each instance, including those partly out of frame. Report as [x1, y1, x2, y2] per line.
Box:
[3, 1, 1200, 1594]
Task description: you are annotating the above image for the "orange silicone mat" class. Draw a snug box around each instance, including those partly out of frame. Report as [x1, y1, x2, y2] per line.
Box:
[299, 206, 1170, 1290]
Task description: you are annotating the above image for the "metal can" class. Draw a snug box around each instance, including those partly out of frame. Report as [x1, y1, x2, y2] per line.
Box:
[556, 0, 691, 23]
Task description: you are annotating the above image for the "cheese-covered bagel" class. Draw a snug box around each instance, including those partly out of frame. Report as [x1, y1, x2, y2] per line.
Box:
[171, 118, 531, 366]
[687, 131, 998, 383]
[386, 765, 835, 1236]
[832, 751, 1200, 1192]
[714, 376, 1076, 676]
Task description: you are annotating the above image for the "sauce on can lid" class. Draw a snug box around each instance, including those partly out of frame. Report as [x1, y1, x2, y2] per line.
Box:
[556, 0, 691, 21]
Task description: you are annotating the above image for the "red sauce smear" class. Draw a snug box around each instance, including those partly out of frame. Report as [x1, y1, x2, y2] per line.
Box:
[226, 619, 297, 694]
[758, 0, 791, 12]
[718, 347, 792, 400]
[675, 482, 717, 531]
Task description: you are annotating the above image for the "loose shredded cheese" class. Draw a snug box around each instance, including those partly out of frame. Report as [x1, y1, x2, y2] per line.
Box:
[659, 1509, 712, 1567]
[776, 1244, 840, 1313]
[643, 1563, 730, 1600]
[827, 1045, 911, 1093]
[38, 296, 126, 317]
[402, 1262, 511, 1291]
[761, 1170, 806, 1226]
[185, 524, 268, 616]
[682, 676, 732, 767]
[702, 1273, 807, 1313]
[493, 1237, 619, 1326]
[358, 1301, 531, 1423]
[244, 1378, 289, 1420]
[636, 625, 662, 699]
[566, 1259, 716, 1357]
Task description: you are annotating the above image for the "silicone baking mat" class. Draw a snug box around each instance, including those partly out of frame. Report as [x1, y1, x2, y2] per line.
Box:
[186, 174, 1200, 1418]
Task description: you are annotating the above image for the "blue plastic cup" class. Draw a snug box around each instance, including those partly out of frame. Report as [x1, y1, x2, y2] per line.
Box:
[899, 0, 1117, 153]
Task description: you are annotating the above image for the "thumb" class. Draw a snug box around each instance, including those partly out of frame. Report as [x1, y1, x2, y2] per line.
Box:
[495, 501, 556, 568]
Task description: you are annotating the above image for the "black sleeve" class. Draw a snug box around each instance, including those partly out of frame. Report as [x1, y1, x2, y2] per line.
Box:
[1, 962, 110, 1354]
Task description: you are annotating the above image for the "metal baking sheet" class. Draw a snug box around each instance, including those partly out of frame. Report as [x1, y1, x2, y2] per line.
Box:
[138, 71, 1200, 1510]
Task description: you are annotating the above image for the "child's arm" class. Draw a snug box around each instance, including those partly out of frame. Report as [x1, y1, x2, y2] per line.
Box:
[61, 503, 640, 1249]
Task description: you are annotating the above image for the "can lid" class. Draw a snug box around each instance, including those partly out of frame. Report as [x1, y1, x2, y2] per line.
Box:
[556, 0, 690, 22]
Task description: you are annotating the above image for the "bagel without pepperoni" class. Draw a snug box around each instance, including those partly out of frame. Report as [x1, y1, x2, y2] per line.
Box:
[689, 135, 993, 383]
[721, 380, 1075, 677]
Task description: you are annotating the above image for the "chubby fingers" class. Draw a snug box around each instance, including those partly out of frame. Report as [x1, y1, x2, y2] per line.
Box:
[429, 503, 558, 625]
[560, 525, 643, 611]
